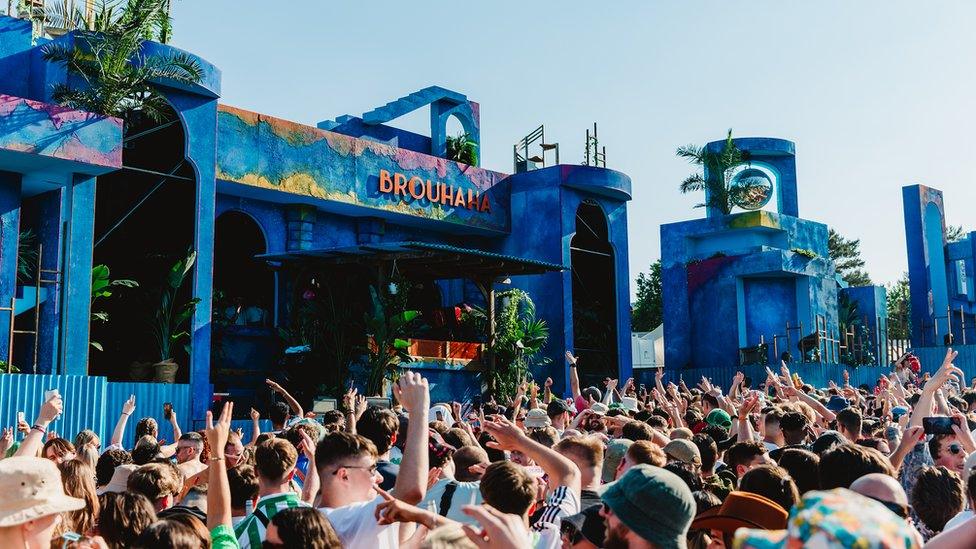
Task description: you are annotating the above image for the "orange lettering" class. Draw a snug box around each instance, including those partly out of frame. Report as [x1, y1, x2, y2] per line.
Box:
[379, 170, 393, 193]
[408, 176, 425, 200]
[394, 173, 408, 197]
[441, 184, 454, 206]
[454, 188, 466, 208]
[467, 190, 479, 211]
[480, 194, 491, 213]
[425, 180, 440, 202]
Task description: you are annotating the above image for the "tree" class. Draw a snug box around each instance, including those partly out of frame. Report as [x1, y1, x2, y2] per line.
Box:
[828, 228, 872, 287]
[631, 260, 662, 331]
[886, 272, 911, 340]
[946, 225, 968, 243]
[445, 132, 479, 165]
[677, 129, 760, 215]
[40, 0, 200, 127]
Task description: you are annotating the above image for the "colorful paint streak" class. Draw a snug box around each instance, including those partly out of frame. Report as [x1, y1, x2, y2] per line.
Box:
[216, 105, 509, 232]
[0, 94, 122, 168]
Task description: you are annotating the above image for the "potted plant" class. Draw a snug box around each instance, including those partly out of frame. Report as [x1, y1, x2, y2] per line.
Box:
[149, 250, 200, 383]
[363, 285, 420, 396]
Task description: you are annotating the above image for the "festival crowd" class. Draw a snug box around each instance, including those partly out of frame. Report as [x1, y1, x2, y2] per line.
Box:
[2, 349, 976, 548]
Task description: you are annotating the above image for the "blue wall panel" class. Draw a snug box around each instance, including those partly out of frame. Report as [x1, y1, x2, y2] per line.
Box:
[104, 382, 191, 448]
[0, 374, 107, 443]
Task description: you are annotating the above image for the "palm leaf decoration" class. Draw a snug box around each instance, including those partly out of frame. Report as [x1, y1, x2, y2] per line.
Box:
[676, 129, 753, 215]
[40, 0, 198, 127]
[446, 132, 479, 165]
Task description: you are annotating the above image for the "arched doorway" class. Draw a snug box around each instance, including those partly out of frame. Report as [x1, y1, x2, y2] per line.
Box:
[213, 211, 273, 321]
[571, 201, 618, 385]
[90, 103, 197, 381]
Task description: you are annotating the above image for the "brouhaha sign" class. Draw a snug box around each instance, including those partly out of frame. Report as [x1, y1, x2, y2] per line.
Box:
[377, 169, 491, 213]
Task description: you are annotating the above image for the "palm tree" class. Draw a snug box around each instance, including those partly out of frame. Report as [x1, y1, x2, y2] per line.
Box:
[445, 132, 479, 165]
[676, 129, 754, 215]
[40, 0, 198, 126]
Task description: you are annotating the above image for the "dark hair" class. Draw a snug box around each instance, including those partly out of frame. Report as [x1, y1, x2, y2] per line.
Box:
[162, 514, 210, 549]
[227, 465, 259, 510]
[269, 402, 291, 425]
[255, 438, 299, 483]
[321, 410, 345, 430]
[702, 394, 719, 409]
[270, 507, 342, 549]
[477, 431, 506, 462]
[776, 448, 820, 494]
[96, 447, 132, 487]
[647, 413, 669, 431]
[700, 424, 729, 445]
[443, 427, 474, 449]
[692, 433, 718, 473]
[911, 466, 965, 533]
[97, 492, 157, 548]
[42, 437, 75, 460]
[527, 427, 559, 448]
[726, 441, 767, 474]
[663, 461, 702, 491]
[779, 412, 809, 445]
[131, 518, 200, 549]
[314, 431, 378, 472]
[621, 421, 655, 442]
[357, 406, 399, 455]
[692, 489, 722, 515]
[582, 386, 602, 402]
[480, 461, 535, 515]
[131, 436, 161, 466]
[818, 443, 894, 490]
[739, 465, 799, 513]
[928, 433, 955, 460]
[135, 417, 158, 439]
[836, 408, 863, 439]
[454, 446, 489, 482]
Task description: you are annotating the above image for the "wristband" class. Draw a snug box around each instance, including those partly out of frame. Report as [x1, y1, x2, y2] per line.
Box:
[121, 412, 131, 416]
[209, 456, 225, 462]
[31, 424, 46, 434]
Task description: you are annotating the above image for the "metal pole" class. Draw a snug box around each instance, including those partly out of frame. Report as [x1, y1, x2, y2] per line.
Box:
[33, 244, 41, 373]
[8, 297, 14, 370]
[486, 281, 496, 392]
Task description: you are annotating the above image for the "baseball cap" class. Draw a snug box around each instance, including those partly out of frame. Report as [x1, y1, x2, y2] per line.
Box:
[664, 439, 702, 467]
[547, 399, 574, 417]
[826, 395, 850, 412]
[0, 457, 85, 527]
[602, 439, 634, 483]
[706, 409, 733, 429]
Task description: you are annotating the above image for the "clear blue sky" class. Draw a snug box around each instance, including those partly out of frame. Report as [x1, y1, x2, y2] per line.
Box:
[170, 0, 976, 296]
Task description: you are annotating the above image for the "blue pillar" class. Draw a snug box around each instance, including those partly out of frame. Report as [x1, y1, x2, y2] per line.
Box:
[0, 171, 21, 367]
[60, 174, 96, 376]
[35, 189, 64, 374]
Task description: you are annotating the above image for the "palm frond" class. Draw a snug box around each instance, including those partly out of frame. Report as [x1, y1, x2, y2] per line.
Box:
[675, 144, 705, 164]
[679, 173, 705, 194]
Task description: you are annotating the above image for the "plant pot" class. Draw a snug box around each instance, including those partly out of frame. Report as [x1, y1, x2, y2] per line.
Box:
[129, 361, 154, 381]
[153, 359, 179, 383]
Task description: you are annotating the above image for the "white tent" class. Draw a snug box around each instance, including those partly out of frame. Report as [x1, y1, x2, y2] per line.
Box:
[632, 325, 664, 369]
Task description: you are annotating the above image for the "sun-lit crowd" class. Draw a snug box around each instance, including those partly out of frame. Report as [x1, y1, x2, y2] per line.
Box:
[3, 350, 976, 548]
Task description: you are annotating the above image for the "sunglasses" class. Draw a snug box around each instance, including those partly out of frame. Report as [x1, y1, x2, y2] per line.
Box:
[948, 443, 965, 455]
[866, 496, 912, 519]
[331, 463, 378, 475]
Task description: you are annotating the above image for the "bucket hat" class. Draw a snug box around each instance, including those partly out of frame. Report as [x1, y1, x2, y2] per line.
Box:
[0, 456, 85, 527]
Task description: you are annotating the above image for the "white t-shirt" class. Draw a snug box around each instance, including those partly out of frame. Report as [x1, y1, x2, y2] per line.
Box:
[944, 510, 974, 532]
[320, 496, 399, 549]
[420, 478, 482, 524]
[532, 486, 580, 549]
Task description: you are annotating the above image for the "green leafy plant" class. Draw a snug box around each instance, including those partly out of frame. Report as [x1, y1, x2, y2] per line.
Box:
[467, 289, 550, 400]
[446, 132, 479, 165]
[677, 129, 758, 215]
[17, 229, 38, 284]
[90, 264, 138, 351]
[40, 0, 200, 126]
[790, 248, 818, 260]
[149, 249, 199, 362]
[362, 285, 420, 396]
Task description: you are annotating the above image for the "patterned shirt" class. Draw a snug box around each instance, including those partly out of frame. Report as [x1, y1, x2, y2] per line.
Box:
[233, 492, 310, 549]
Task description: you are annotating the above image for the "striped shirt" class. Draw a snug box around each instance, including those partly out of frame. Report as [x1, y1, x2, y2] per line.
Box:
[532, 485, 580, 549]
[233, 492, 310, 549]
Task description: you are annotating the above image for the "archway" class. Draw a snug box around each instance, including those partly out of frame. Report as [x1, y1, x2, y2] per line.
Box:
[89, 103, 197, 380]
[571, 201, 618, 385]
[213, 211, 273, 321]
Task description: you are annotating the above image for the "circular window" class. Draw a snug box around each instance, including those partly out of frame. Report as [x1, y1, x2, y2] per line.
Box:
[729, 168, 774, 210]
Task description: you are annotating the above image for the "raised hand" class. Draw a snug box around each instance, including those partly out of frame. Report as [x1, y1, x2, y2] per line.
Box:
[38, 393, 63, 424]
[482, 416, 526, 452]
[606, 378, 618, 390]
[122, 394, 136, 415]
[394, 371, 430, 413]
[298, 429, 317, 459]
[544, 377, 553, 388]
[249, 407, 260, 421]
[565, 351, 578, 366]
[342, 386, 358, 411]
[461, 504, 533, 549]
[0, 427, 12, 455]
[206, 401, 234, 459]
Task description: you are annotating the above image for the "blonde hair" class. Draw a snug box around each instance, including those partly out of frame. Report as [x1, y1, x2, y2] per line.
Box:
[58, 459, 100, 535]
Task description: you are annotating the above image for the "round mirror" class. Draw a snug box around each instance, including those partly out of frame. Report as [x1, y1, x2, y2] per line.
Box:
[730, 168, 774, 210]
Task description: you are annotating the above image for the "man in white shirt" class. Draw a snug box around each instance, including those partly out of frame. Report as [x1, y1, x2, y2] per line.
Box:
[315, 371, 430, 549]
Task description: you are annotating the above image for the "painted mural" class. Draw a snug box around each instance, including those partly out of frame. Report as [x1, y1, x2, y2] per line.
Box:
[0, 94, 122, 168]
[215, 105, 510, 232]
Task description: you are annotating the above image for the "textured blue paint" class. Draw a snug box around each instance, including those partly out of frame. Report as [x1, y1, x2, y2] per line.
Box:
[0, 17, 32, 98]
[0, 373, 108, 442]
[60, 174, 96, 376]
[24, 189, 64, 374]
[840, 285, 889, 364]
[0, 171, 20, 366]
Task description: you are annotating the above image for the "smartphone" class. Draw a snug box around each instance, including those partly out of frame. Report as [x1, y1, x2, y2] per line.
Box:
[17, 411, 24, 424]
[922, 416, 959, 435]
[163, 402, 173, 420]
[43, 389, 59, 401]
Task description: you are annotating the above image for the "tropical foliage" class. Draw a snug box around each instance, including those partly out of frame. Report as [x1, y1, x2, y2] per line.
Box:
[17, 229, 38, 284]
[631, 259, 663, 332]
[828, 228, 872, 287]
[40, 0, 199, 125]
[676, 129, 757, 215]
[946, 225, 968, 243]
[149, 249, 199, 362]
[467, 289, 550, 400]
[886, 272, 911, 340]
[363, 285, 420, 396]
[446, 132, 479, 165]
[90, 264, 138, 351]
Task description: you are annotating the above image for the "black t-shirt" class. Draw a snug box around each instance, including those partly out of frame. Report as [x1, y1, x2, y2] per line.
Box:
[579, 489, 602, 511]
[377, 460, 399, 491]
